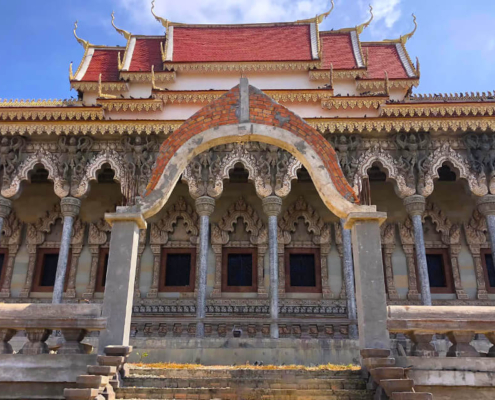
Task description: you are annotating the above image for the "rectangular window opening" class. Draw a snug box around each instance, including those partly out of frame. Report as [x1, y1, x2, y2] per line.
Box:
[285, 248, 322, 293]
[222, 248, 257, 293]
[423, 249, 454, 294]
[159, 249, 196, 292]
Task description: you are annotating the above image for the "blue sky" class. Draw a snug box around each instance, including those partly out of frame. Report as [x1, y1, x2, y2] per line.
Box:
[0, 0, 494, 100]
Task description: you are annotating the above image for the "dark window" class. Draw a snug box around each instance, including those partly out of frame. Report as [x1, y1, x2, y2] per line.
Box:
[0, 250, 7, 287]
[95, 248, 109, 292]
[437, 165, 457, 182]
[40, 254, 58, 287]
[285, 248, 322, 293]
[222, 248, 257, 292]
[159, 249, 196, 292]
[32, 249, 70, 292]
[421, 249, 454, 294]
[481, 249, 495, 293]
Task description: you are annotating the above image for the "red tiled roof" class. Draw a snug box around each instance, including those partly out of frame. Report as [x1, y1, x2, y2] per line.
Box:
[170, 25, 313, 63]
[361, 43, 408, 80]
[320, 33, 358, 69]
[129, 38, 164, 72]
[80, 49, 120, 82]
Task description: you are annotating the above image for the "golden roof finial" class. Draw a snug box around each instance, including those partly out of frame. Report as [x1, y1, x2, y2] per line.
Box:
[400, 14, 417, 45]
[98, 74, 117, 99]
[384, 71, 390, 96]
[297, 0, 334, 24]
[73, 21, 92, 50]
[151, 0, 170, 29]
[111, 11, 132, 40]
[69, 62, 74, 80]
[329, 63, 334, 89]
[356, 5, 373, 35]
[151, 65, 166, 91]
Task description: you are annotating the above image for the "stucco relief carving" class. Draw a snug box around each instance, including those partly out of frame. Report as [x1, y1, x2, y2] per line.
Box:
[148, 197, 199, 298]
[122, 135, 157, 197]
[58, 136, 93, 192]
[0, 211, 23, 298]
[398, 218, 421, 300]
[352, 144, 416, 199]
[0, 136, 25, 189]
[20, 204, 85, 299]
[183, 143, 301, 200]
[381, 223, 399, 300]
[279, 197, 333, 299]
[329, 135, 361, 182]
[333, 222, 346, 299]
[464, 209, 490, 300]
[419, 142, 488, 197]
[396, 132, 431, 189]
[1, 148, 69, 199]
[211, 197, 268, 298]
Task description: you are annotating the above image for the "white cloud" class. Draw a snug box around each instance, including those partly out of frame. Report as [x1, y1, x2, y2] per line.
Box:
[371, 0, 402, 28]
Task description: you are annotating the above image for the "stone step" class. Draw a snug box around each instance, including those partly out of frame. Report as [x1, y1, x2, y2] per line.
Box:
[362, 357, 396, 369]
[123, 376, 367, 390]
[360, 349, 391, 359]
[392, 393, 433, 400]
[370, 367, 405, 383]
[116, 387, 374, 400]
[380, 379, 415, 397]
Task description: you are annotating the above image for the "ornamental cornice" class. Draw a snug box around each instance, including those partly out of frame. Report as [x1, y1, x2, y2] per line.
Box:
[154, 89, 334, 104]
[162, 60, 321, 73]
[96, 99, 164, 112]
[309, 69, 367, 81]
[307, 117, 495, 134]
[381, 103, 495, 118]
[120, 71, 176, 83]
[70, 81, 129, 92]
[0, 107, 104, 122]
[0, 99, 79, 107]
[356, 79, 419, 92]
[0, 120, 182, 136]
[322, 97, 387, 110]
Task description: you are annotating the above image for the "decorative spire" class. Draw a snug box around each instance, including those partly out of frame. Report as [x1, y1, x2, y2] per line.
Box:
[69, 62, 74, 80]
[73, 21, 92, 50]
[297, 0, 334, 24]
[356, 5, 373, 35]
[151, 0, 169, 29]
[400, 14, 417, 45]
[98, 74, 117, 99]
[111, 11, 132, 40]
[416, 57, 421, 77]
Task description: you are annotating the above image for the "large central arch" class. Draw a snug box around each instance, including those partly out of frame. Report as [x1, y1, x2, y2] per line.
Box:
[136, 79, 375, 219]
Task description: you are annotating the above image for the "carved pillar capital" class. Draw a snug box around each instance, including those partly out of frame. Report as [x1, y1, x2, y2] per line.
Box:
[477, 195, 495, 217]
[404, 195, 426, 217]
[262, 196, 282, 217]
[0, 197, 12, 219]
[195, 196, 215, 217]
[60, 197, 81, 218]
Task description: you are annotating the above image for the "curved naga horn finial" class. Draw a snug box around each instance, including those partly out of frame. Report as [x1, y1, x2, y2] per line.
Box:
[356, 5, 373, 35]
[111, 11, 132, 40]
[316, 0, 335, 24]
[73, 21, 92, 50]
[151, 0, 170, 29]
[400, 13, 417, 45]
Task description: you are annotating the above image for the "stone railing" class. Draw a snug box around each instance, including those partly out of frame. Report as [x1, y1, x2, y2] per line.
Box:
[0, 304, 106, 355]
[388, 306, 495, 357]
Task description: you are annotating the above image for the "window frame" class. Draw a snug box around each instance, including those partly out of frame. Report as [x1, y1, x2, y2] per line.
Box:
[222, 247, 258, 293]
[32, 248, 70, 293]
[159, 248, 197, 293]
[424, 248, 455, 294]
[481, 248, 495, 294]
[95, 247, 110, 293]
[284, 248, 322, 294]
[0, 249, 8, 289]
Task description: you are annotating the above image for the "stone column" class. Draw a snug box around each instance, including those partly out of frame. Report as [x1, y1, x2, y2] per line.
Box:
[52, 197, 81, 304]
[404, 195, 432, 306]
[262, 196, 282, 339]
[344, 212, 390, 350]
[98, 209, 147, 353]
[195, 196, 215, 338]
[340, 219, 358, 340]
[0, 198, 12, 243]
[478, 195, 495, 263]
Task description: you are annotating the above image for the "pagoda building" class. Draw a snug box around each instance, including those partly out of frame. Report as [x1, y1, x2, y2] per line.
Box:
[1, 1, 495, 355]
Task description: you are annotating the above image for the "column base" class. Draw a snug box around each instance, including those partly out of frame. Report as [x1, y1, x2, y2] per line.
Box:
[477, 289, 489, 300]
[407, 290, 421, 301]
[146, 289, 158, 298]
[64, 289, 77, 299]
[19, 289, 30, 298]
[0, 289, 10, 298]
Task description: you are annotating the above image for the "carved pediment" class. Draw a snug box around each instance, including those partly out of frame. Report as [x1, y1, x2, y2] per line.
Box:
[464, 209, 488, 247]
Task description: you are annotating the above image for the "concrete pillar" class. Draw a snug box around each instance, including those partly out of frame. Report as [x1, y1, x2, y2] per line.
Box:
[340, 219, 358, 339]
[0, 197, 12, 243]
[262, 196, 282, 339]
[98, 209, 147, 354]
[345, 212, 390, 350]
[478, 195, 495, 263]
[404, 195, 432, 306]
[52, 197, 81, 304]
[195, 196, 215, 338]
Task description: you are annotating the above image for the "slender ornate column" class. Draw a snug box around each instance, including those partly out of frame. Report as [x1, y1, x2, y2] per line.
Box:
[0, 198, 12, 243]
[478, 195, 495, 263]
[52, 197, 81, 304]
[262, 196, 282, 339]
[340, 219, 358, 339]
[195, 196, 215, 338]
[404, 195, 432, 306]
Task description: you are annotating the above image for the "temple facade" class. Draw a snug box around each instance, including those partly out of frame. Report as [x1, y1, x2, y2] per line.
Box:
[1, 2, 495, 348]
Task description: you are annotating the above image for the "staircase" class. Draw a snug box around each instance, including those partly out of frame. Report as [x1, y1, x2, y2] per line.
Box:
[116, 366, 375, 399]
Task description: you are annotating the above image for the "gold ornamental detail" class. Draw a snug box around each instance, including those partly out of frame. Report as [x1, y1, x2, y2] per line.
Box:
[162, 61, 321, 73]
[120, 71, 176, 83]
[97, 99, 164, 112]
[70, 81, 128, 92]
[357, 79, 419, 92]
[309, 69, 367, 80]
[322, 97, 387, 110]
[381, 103, 495, 118]
[0, 99, 78, 107]
[0, 108, 104, 122]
